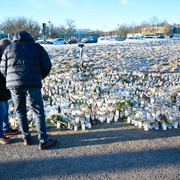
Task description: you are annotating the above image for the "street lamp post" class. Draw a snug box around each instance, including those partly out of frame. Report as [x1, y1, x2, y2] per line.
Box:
[79, 30, 80, 41]
[42, 23, 47, 44]
[117, 24, 119, 37]
[42, 21, 51, 44]
[48, 21, 51, 39]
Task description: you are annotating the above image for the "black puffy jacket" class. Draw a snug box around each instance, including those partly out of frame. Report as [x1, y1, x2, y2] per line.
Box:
[0, 31, 51, 89]
[0, 54, 11, 101]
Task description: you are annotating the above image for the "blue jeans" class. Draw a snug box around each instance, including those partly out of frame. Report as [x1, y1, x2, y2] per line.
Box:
[0, 101, 11, 138]
[10, 88, 48, 143]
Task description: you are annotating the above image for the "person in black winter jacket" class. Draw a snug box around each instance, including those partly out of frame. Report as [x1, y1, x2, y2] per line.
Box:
[0, 31, 57, 149]
[0, 38, 19, 145]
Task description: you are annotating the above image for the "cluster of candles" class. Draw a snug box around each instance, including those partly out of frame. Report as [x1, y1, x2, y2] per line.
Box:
[8, 67, 180, 131]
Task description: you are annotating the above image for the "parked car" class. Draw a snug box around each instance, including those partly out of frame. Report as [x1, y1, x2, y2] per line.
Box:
[81, 37, 98, 43]
[81, 38, 88, 42]
[167, 35, 173, 38]
[36, 39, 63, 45]
[173, 35, 180, 39]
[36, 40, 44, 44]
[144, 36, 156, 39]
[110, 37, 116, 41]
[113, 37, 124, 41]
[66, 39, 77, 44]
[97, 37, 113, 43]
[54, 38, 66, 44]
[125, 37, 144, 41]
[157, 35, 164, 38]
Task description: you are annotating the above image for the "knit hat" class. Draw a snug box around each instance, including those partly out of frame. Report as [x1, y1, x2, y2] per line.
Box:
[0, 38, 11, 52]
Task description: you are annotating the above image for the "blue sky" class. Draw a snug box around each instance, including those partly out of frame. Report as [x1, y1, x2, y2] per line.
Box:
[0, 0, 180, 31]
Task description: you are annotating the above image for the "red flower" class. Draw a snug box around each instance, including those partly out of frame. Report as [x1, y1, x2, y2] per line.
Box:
[123, 85, 126, 88]
[44, 89, 46, 93]
[161, 114, 165, 119]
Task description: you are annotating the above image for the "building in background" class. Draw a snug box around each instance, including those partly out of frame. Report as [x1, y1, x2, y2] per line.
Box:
[0, 29, 12, 40]
[127, 33, 142, 37]
[142, 26, 180, 36]
[169, 27, 180, 35]
[142, 27, 164, 36]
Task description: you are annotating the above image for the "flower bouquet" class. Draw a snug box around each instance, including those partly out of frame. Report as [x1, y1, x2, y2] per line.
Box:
[142, 94, 150, 101]
[159, 114, 168, 122]
[45, 117, 56, 128]
[121, 78, 131, 83]
[114, 101, 125, 110]
[43, 94, 50, 101]
[156, 114, 167, 129]
[9, 109, 15, 115]
[124, 98, 135, 107]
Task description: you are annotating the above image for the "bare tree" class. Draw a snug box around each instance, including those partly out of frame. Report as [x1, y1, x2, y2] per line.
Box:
[1, 16, 40, 39]
[26, 18, 40, 39]
[116, 25, 128, 38]
[94, 30, 104, 36]
[1, 17, 26, 37]
[139, 21, 150, 34]
[163, 24, 170, 37]
[148, 16, 159, 35]
[108, 30, 115, 36]
[65, 19, 76, 40]
[159, 19, 168, 27]
[172, 23, 178, 27]
[56, 24, 66, 38]
[46, 23, 58, 39]
[140, 21, 150, 28]
[129, 21, 138, 33]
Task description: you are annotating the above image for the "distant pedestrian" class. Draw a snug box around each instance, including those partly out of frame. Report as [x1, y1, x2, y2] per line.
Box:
[0, 38, 19, 145]
[0, 31, 57, 149]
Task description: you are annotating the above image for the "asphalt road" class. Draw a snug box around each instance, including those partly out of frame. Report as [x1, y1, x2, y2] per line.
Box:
[0, 121, 180, 180]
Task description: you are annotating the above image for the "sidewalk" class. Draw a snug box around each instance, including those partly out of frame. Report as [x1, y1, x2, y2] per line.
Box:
[0, 121, 180, 180]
